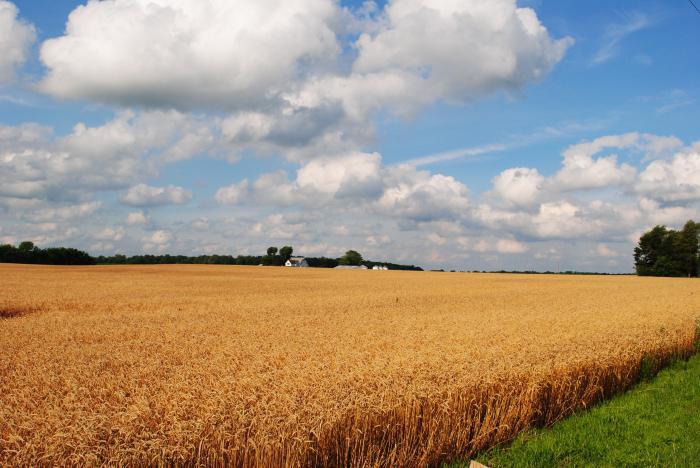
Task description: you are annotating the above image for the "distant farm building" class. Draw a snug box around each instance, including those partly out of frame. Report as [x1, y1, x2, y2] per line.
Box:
[334, 265, 368, 270]
[372, 265, 389, 270]
[285, 257, 309, 268]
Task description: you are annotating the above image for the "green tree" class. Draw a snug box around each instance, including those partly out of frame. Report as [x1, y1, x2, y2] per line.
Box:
[634, 226, 669, 276]
[338, 250, 363, 266]
[634, 221, 700, 277]
[267, 246, 278, 256]
[279, 246, 293, 261]
[677, 220, 700, 277]
[18, 241, 35, 252]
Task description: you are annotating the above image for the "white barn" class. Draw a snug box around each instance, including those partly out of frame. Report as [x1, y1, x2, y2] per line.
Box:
[285, 257, 309, 268]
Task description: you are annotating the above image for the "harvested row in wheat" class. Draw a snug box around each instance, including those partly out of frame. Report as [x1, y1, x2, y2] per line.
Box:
[1, 264, 698, 466]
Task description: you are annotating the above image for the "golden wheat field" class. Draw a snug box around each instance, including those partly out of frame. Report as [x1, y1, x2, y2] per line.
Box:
[1, 264, 699, 467]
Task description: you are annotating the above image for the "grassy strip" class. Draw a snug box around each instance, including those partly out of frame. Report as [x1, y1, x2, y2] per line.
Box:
[449, 352, 700, 467]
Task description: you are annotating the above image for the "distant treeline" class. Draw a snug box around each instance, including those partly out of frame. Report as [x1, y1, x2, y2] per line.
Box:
[0, 242, 95, 265]
[96, 254, 263, 266]
[306, 257, 423, 271]
[95, 253, 423, 271]
[484, 270, 632, 276]
[1, 241, 423, 271]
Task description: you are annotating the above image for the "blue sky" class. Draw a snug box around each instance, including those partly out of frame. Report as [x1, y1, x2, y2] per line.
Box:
[1, 0, 699, 272]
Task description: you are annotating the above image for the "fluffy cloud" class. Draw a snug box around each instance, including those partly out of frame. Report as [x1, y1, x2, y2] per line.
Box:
[39, 0, 340, 109]
[120, 184, 192, 207]
[638, 198, 697, 227]
[216, 154, 469, 223]
[353, 0, 573, 105]
[35, 0, 573, 168]
[126, 211, 148, 225]
[5, 123, 700, 272]
[491, 167, 544, 207]
[38, 0, 570, 113]
[597, 244, 618, 258]
[143, 230, 172, 252]
[23, 201, 102, 223]
[191, 218, 210, 231]
[215, 180, 249, 205]
[7, 2, 700, 272]
[377, 165, 470, 221]
[0, 1, 35, 83]
[296, 152, 382, 198]
[220, 104, 352, 154]
[552, 134, 638, 191]
[148, 230, 171, 245]
[487, 133, 690, 212]
[531, 201, 594, 239]
[637, 149, 700, 202]
[549, 133, 688, 192]
[473, 133, 700, 244]
[217, 152, 382, 206]
[0, 111, 215, 202]
[496, 239, 529, 254]
[217, 152, 385, 205]
[95, 227, 126, 242]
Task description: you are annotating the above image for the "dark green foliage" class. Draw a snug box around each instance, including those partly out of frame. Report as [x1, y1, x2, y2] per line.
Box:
[0, 242, 95, 265]
[261, 246, 287, 265]
[87, 245, 423, 270]
[362, 260, 423, 271]
[18, 241, 35, 252]
[677, 220, 700, 277]
[304, 256, 423, 271]
[261, 255, 283, 266]
[97, 254, 262, 266]
[279, 246, 293, 261]
[634, 220, 700, 277]
[305, 257, 340, 268]
[338, 250, 363, 266]
[488, 270, 629, 276]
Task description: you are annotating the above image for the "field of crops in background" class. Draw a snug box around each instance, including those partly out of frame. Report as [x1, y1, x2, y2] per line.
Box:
[1, 264, 698, 466]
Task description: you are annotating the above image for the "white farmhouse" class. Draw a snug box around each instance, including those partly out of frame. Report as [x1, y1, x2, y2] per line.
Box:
[285, 257, 309, 268]
[372, 265, 389, 270]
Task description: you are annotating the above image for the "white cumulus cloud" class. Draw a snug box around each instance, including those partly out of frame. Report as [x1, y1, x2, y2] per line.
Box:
[491, 167, 544, 207]
[296, 152, 383, 198]
[496, 239, 529, 254]
[0, 1, 35, 83]
[353, 0, 573, 105]
[637, 150, 700, 202]
[552, 134, 638, 191]
[39, 0, 340, 109]
[215, 180, 250, 205]
[120, 184, 192, 207]
[126, 211, 148, 225]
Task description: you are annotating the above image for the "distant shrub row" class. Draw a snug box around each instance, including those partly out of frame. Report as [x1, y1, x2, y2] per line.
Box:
[0, 242, 95, 265]
[95, 253, 264, 266]
[1, 242, 423, 271]
[95, 254, 422, 271]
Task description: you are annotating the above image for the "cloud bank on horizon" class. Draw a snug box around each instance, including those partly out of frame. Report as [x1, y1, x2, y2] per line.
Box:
[0, 0, 698, 272]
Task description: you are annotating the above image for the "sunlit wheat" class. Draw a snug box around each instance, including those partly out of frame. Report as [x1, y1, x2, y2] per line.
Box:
[1, 264, 698, 467]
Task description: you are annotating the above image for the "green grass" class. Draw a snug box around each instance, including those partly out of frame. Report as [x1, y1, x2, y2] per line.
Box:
[449, 354, 700, 468]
